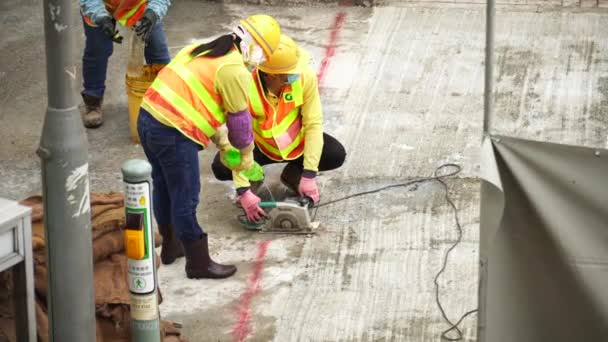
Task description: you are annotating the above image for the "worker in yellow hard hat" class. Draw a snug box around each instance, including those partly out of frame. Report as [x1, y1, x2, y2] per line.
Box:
[136, 14, 281, 280]
[211, 34, 346, 206]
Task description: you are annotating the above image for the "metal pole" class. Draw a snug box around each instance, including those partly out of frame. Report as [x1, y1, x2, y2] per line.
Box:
[483, 0, 495, 136]
[479, 2, 496, 340]
[37, 0, 96, 341]
[122, 160, 162, 342]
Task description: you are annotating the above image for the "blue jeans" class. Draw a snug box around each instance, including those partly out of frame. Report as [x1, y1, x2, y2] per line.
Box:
[81, 18, 171, 98]
[137, 109, 204, 241]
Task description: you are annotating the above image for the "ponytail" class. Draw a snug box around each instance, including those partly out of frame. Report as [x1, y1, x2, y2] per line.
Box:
[190, 34, 240, 58]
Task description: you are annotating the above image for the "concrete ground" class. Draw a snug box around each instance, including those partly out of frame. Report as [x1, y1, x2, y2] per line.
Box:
[1, 0, 607, 341]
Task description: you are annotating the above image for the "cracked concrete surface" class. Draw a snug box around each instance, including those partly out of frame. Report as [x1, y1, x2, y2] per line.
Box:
[1, 0, 607, 341]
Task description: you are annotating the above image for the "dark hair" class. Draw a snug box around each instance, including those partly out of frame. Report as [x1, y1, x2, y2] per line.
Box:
[190, 34, 241, 58]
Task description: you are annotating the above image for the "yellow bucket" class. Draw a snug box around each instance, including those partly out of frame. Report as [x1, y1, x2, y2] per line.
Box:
[125, 64, 164, 143]
[125, 33, 165, 144]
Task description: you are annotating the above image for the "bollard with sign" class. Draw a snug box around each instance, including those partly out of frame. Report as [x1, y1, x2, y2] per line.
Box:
[121, 159, 161, 342]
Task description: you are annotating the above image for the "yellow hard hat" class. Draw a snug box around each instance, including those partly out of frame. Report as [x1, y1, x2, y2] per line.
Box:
[258, 34, 310, 75]
[240, 14, 281, 57]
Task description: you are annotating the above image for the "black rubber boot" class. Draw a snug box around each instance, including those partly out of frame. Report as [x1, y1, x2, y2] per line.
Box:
[183, 234, 237, 279]
[158, 224, 184, 265]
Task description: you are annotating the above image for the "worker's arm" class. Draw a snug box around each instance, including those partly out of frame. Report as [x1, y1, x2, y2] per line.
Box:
[79, 0, 110, 24]
[215, 63, 256, 190]
[300, 66, 324, 175]
[146, 0, 172, 19]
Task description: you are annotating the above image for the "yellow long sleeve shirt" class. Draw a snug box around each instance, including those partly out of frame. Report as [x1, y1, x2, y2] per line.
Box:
[233, 65, 324, 189]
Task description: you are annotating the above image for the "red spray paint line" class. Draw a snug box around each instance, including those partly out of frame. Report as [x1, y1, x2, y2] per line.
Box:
[231, 240, 271, 342]
[316, 12, 347, 87]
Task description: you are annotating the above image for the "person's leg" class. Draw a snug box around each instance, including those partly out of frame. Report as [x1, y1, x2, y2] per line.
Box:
[280, 133, 347, 191]
[81, 18, 113, 128]
[145, 125, 236, 279]
[143, 21, 171, 65]
[137, 109, 184, 264]
[316, 133, 347, 171]
[137, 110, 171, 226]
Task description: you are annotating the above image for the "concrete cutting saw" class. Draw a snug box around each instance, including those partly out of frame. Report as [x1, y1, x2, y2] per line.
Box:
[238, 197, 319, 234]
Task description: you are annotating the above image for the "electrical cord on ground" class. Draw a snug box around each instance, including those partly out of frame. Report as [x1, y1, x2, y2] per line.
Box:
[309, 163, 478, 341]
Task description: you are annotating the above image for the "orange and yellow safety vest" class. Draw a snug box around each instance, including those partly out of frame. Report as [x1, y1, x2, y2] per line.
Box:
[83, 0, 147, 28]
[142, 45, 243, 147]
[249, 70, 305, 161]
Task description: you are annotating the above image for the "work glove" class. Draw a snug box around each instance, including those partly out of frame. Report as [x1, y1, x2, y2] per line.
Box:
[238, 189, 266, 222]
[298, 176, 320, 204]
[134, 9, 158, 42]
[97, 16, 122, 44]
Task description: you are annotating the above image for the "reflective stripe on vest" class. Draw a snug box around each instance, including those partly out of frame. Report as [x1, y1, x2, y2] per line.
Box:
[144, 44, 235, 147]
[83, 0, 146, 28]
[113, 0, 147, 27]
[249, 70, 305, 160]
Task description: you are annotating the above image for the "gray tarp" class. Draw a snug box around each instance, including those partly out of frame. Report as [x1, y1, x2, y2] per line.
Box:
[479, 135, 608, 342]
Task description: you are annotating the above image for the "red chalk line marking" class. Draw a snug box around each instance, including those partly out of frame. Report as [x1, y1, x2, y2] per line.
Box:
[317, 12, 347, 88]
[231, 240, 271, 342]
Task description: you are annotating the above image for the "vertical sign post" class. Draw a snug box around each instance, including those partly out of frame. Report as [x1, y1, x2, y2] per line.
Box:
[121, 159, 161, 342]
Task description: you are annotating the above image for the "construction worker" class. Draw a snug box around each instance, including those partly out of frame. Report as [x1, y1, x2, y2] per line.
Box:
[79, 0, 172, 128]
[211, 34, 346, 208]
[136, 15, 281, 280]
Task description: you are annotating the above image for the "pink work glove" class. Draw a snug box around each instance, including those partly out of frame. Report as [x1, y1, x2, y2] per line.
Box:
[298, 176, 320, 204]
[238, 189, 266, 222]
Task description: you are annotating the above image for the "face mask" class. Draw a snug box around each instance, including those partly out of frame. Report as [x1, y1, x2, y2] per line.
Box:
[285, 74, 300, 85]
[239, 32, 267, 67]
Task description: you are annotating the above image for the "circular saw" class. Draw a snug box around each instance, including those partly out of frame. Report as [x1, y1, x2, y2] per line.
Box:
[238, 197, 319, 234]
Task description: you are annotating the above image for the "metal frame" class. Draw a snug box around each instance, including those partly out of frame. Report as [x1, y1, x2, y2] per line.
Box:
[0, 198, 36, 341]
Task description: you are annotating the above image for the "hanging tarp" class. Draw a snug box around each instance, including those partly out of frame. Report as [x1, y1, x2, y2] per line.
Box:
[479, 135, 608, 341]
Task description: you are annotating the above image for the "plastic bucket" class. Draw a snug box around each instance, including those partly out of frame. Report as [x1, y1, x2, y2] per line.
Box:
[125, 64, 164, 143]
[125, 33, 165, 144]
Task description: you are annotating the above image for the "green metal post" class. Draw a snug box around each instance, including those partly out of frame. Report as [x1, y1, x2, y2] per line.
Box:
[121, 159, 162, 342]
[38, 0, 96, 341]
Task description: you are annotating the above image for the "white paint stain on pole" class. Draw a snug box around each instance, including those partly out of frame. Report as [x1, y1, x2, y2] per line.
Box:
[65, 66, 76, 80]
[48, 4, 67, 32]
[66, 163, 91, 218]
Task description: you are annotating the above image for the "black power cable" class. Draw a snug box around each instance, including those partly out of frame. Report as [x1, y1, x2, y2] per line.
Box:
[310, 163, 478, 341]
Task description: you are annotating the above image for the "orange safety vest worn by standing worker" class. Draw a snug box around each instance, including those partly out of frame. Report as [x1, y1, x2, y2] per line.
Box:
[248, 70, 306, 161]
[141, 44, 245, 147]
[83, 0, 147, 27]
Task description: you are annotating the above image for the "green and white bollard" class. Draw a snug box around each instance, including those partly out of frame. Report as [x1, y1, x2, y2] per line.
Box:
[121, 159, 161, 342]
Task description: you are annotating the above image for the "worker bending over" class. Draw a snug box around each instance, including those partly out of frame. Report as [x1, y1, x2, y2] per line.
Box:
[212, 34, 346, 221]
[79, 0, 172, 128]
[137, 15, 281, 279]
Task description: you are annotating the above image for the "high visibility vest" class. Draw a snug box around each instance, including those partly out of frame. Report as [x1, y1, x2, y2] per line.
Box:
[248, 70, 305, 161]
[83, 0, 147, 28]
[142, 45, 242, 147]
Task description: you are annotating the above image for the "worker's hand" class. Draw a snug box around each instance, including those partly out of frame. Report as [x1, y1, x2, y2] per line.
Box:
[98, 16, 122, 44]
[298, 176, 320, 204]
[238, 190, 266, 222]
[134, 9, 158, 42]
